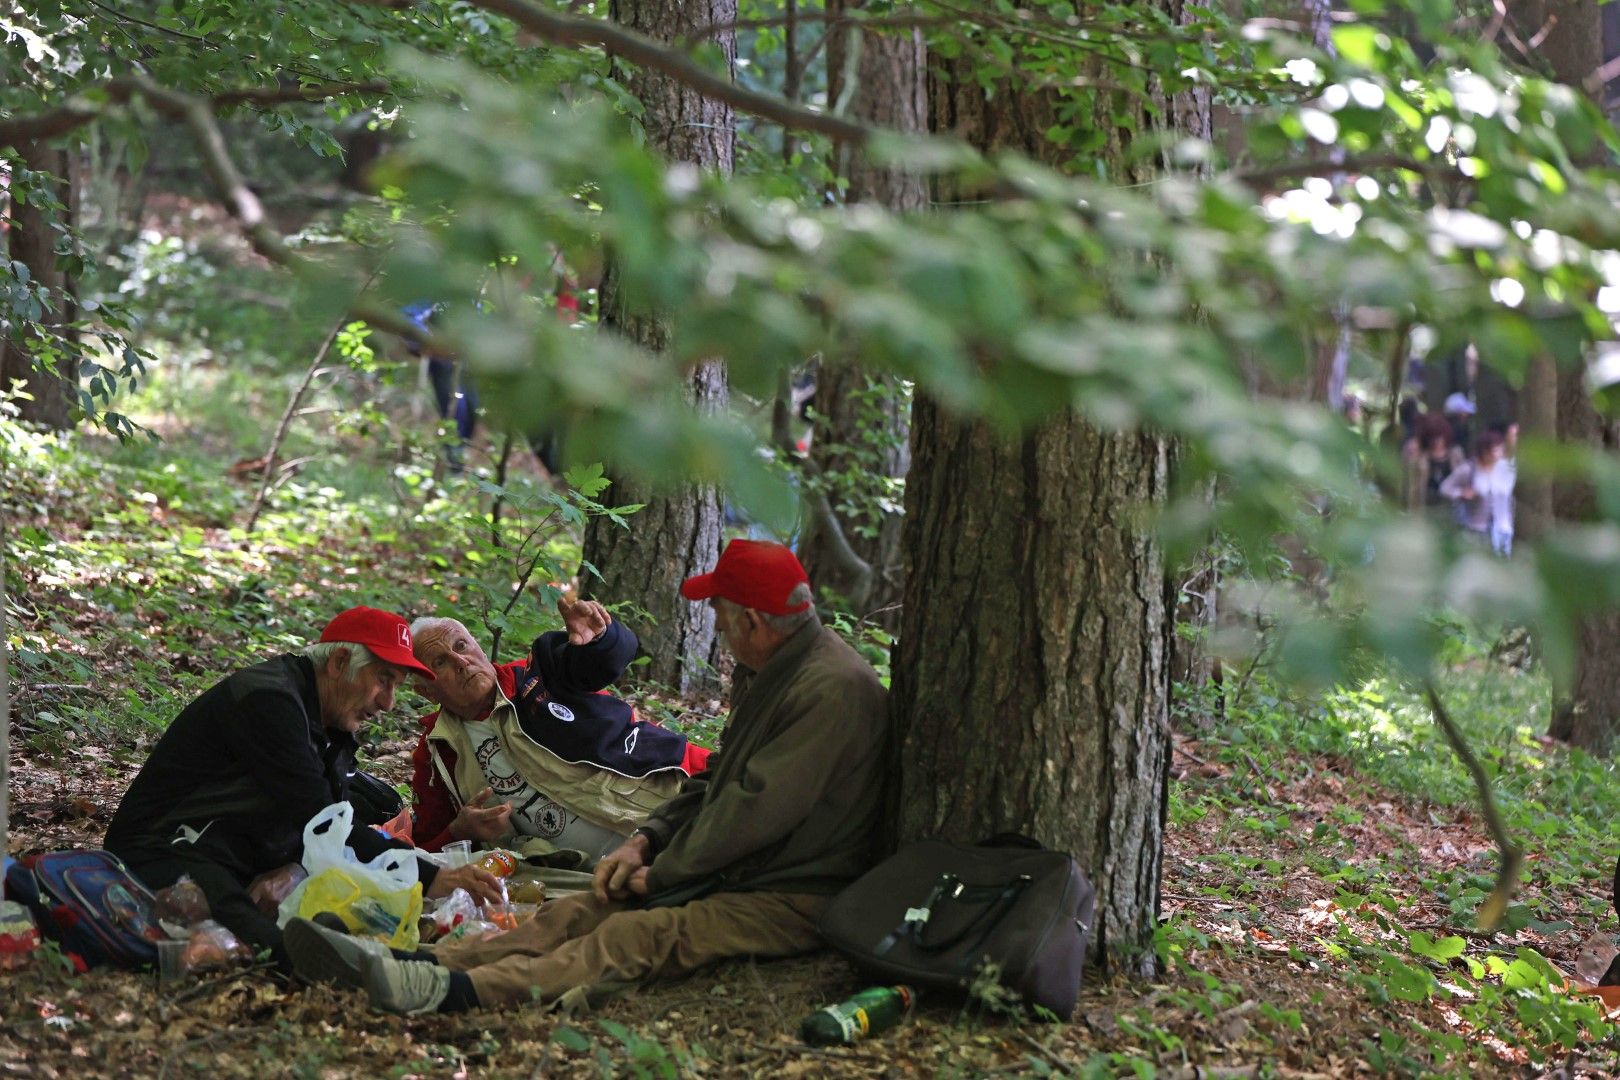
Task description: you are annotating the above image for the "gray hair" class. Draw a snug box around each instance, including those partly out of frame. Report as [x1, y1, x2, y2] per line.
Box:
[409, 615, 467, 642]
[719, 582, 817, 635]
[302, 641, 379, 678]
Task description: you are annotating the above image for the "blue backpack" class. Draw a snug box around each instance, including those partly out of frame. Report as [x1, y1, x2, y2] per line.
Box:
[4, 850, 165, 969]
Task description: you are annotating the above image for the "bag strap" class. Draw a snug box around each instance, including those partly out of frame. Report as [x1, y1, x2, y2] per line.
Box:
[914, 876, 1032, 953]
[872, 875, 957, 957]
[871, 873, 1033, 957]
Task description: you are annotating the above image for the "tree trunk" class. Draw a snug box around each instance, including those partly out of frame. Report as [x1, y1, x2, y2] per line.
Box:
[0, 140, 78, 430]
[1519, 356, 1556, 543]
[580, 0, 736, 692]
[892, 13, 1197, 978]
[1522, 0, 1620, 752]
[797, 4, 925, 618]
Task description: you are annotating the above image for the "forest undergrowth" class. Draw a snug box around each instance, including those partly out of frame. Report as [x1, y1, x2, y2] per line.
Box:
[5, 397, 1620, 1078]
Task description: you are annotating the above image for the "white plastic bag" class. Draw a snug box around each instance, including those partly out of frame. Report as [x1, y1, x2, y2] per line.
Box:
[275, 802, 422, 948]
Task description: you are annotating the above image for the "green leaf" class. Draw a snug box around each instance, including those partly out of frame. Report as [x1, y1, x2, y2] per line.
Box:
[565, 462, 612, 499]
[1409, 931, 1467, 962]
[551, 1026, 591, 1052]
[1332, 25, 1383, 68]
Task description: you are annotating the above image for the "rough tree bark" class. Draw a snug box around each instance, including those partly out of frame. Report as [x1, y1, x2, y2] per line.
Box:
[1517, 0, 1620, 753]
[892, 8, 1201, 977]
[796, 2, 924, 616]
[0, 140, 79, 430]
[579, 0, 736, 692]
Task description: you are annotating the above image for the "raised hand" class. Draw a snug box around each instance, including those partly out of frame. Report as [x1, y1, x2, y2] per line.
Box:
[558, 596, 612, 645]
[448, 786, 513, 842]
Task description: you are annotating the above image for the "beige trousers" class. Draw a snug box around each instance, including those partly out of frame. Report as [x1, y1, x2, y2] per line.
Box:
[432, 889, 830, 1007]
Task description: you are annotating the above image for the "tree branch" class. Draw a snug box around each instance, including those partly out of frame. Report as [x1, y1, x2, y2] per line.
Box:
[0, 79, 392, 147]
[1233, 154, 1448, 189]
[459, 0, 879, 146]
[681, 9, 951, 46]
[1423, 680, 1524, 931]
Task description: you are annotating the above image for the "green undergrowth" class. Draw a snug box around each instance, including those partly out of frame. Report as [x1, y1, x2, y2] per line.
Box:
[1, 401, 668, 757]
[1161, 632, 1620, 1075]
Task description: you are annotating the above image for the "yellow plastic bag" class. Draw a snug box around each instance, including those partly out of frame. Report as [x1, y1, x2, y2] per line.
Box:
[275, 802, 423, 950]
[297, 867, 422, 951]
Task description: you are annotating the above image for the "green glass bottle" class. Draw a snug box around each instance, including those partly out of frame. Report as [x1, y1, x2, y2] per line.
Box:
[800, 985, 916, 1046]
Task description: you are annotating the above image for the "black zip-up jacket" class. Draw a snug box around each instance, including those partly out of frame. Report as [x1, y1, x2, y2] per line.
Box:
[105, 654, 436, 887]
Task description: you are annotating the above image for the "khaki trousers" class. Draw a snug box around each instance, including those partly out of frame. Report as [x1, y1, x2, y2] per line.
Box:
[432, 889, 831, 1007]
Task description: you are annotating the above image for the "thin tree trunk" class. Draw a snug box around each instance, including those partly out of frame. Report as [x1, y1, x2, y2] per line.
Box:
[1523, 0, 1620, 752]
[580, 0, 736, 692]
[1, 513, 9, 875]
[0, 140, 78, 429]
[1518, 356, 1556, 543]
[244, 320, 343, 534]
[798, 2, 924, 617]
[893, 10, 1199, 978]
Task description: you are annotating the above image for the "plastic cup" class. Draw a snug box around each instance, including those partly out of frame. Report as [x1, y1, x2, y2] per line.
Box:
[483, 902, 518, 932]
[157, 939, 188, 984]
[441, 840, 472, 869]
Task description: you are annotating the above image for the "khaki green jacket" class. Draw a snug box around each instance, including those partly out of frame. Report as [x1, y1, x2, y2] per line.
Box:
[641, 622, 890, 898]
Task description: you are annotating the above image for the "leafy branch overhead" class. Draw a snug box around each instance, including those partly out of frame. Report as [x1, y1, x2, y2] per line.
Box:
[8, 1, 1620, 684]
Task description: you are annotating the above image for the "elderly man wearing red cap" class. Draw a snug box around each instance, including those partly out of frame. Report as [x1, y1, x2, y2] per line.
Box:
[105, 606, 504, 972]
[284, 540, 891, 1016]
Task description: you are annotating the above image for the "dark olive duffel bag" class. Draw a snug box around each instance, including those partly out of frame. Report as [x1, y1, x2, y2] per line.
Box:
[817, 834, 1095, 1018]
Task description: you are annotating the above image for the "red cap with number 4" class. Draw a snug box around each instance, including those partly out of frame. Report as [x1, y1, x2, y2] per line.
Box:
[680, 540, 811, 616]
[320, 606, 435, 679]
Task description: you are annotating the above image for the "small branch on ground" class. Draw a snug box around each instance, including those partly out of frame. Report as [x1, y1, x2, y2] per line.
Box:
[1423, 680, 1524, 930]
[1240, 750, 1277, 802]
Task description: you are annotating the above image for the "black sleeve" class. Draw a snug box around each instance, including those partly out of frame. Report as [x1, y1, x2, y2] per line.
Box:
[530, 620, 639, 694]
[344, 822, 440, 890]
[217, 689, 345, 845]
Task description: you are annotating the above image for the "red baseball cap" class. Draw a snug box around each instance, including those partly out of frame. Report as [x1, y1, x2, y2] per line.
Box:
[319, 606, 435, 680]
[680, 540, 811, 615]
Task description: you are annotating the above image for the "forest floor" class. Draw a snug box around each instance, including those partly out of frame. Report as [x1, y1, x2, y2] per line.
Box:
[5, 407, 1620, 1078]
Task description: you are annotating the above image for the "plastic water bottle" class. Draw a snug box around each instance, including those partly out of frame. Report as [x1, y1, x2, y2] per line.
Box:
[474, 851, 517, 877]
[800, 985, 915, 1045]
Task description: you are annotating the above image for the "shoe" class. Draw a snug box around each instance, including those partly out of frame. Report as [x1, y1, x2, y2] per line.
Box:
[311, 912, 349, 934]
[284, 917, 392, 990]
[363, 956, 452, 1015]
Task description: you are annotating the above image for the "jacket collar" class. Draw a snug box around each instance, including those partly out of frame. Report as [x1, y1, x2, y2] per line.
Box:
[289, 653, 354, 755]
[734, 620, 822, 707]
[421, 661, 519, 737]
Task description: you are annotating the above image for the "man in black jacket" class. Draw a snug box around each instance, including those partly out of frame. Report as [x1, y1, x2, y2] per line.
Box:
[104, 606, 502, 970]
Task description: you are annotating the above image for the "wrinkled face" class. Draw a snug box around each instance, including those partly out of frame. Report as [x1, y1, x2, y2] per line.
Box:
[321, 653, 406, 736]
[412, 622, 498, 718]
[710, 599, 771, 671]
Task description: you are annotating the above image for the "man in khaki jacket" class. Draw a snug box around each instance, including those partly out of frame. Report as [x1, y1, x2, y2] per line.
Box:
[285, 540, 891, 1014]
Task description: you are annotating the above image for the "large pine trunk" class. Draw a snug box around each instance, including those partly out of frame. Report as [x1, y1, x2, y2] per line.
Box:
[579, 0, 736, 692]
[891, 13, 1196, 977]
[0, 140, 79, 430]
[797, 4, 925, 616]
